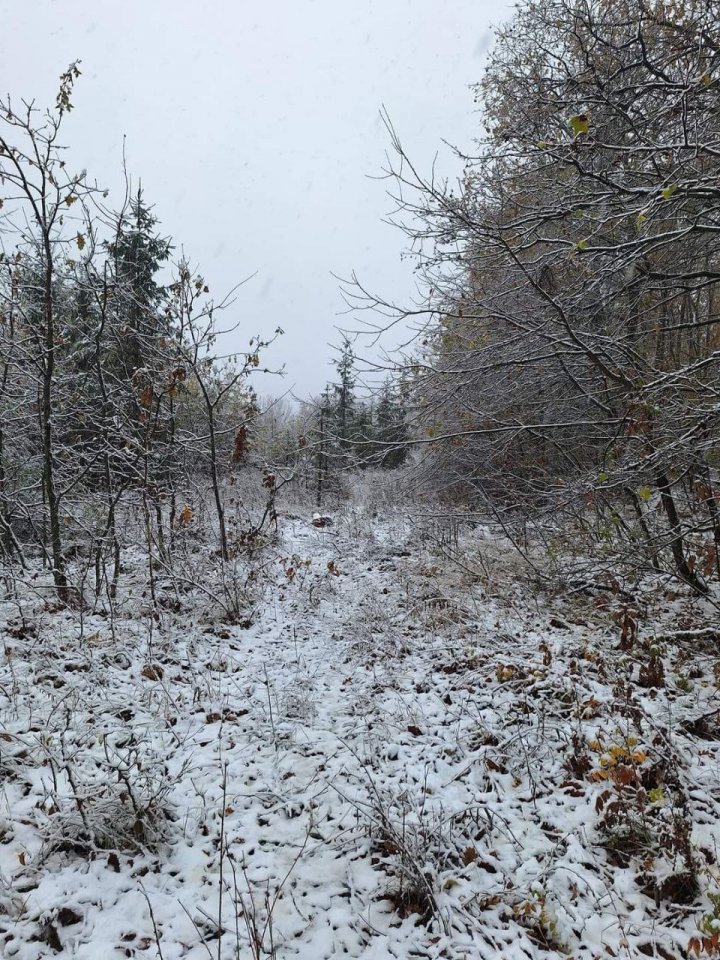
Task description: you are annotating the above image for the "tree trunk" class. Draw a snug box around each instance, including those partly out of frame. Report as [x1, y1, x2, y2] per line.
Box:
[656, 472, 706, 593]
[41, 247, 67, 600]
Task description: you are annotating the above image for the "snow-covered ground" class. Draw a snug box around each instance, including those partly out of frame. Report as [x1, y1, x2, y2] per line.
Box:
[1, 488, 719, 958]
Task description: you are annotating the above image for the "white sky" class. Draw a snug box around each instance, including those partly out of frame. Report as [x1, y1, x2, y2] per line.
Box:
[5, 0, 510, 397]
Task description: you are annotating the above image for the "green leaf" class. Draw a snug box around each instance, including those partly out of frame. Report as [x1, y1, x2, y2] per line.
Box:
[635, 211, 647, 230]
[661, 185, 677, 200]
[638, 486, 652, 501]
[568, 114, 590, 136]
[576, 239, 588, 252]
[648, 787, 666, 805]
[598, 472, 609, 483]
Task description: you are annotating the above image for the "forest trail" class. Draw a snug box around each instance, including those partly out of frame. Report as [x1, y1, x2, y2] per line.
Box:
[1, 500, 719, 959]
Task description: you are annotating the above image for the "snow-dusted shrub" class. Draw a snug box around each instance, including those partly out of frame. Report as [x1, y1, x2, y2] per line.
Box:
[589, 731, 700, 904]
[36, 704, 179, 854]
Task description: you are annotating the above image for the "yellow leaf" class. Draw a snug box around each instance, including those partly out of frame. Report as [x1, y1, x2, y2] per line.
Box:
[569, 114, 590, 136]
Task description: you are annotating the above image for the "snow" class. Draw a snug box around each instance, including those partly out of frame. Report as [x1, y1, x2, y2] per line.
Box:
[1, 485, 719, 958]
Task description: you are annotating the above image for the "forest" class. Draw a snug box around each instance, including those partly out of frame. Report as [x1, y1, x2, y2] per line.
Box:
[1, 1, 720, 958]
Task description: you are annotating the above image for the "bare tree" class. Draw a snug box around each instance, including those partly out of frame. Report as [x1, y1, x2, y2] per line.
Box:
[169, 259, 279, 560]
[0, 63, 100, 600]
[350, 0, 720, 592]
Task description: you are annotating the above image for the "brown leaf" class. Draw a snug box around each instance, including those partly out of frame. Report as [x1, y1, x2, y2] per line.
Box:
[462, 846, 478, 865]
[232, 425, 249, 462]
[57, 907, 82, 927]
[141, 663, 163, 681]
[40, 921, 62, 952]
[613, 764, 638, 786]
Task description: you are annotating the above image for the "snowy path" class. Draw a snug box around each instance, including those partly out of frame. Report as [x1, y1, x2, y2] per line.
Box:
[2, 510, 720, 959]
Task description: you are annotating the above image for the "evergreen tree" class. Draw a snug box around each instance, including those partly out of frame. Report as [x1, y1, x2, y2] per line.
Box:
[106, 191, 176, 488]
[109, 188, 173, 386]
[374, 379, 409, 469]
[332, 336, 356, 451]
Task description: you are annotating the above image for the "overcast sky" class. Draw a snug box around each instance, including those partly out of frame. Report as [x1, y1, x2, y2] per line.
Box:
[6, 0, 510, 397]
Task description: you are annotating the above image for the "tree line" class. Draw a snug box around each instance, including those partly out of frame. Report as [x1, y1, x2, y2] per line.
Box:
[9, 0, 717, 603]
[357, 0, 720, 593]
[0, 66, 280, 603]
[0, 66, 412, 607]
